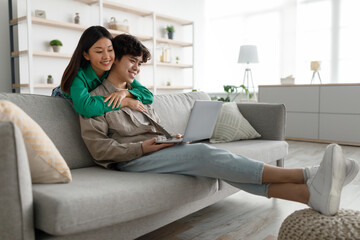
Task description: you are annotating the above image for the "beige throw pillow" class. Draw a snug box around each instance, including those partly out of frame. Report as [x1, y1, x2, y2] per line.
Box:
[0, 100, 71, 183]
[210, 102, 261, 143]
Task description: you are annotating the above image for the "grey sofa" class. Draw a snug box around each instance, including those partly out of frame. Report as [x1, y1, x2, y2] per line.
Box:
[0, 91, 288, 240]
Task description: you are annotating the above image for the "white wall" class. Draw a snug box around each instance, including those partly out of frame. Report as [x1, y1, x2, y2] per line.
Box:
[0, 1, 12, 93]
[1, 0, 206, 93]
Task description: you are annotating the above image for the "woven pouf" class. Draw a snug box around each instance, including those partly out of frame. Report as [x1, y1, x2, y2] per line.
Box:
[278, 208, 360, 240]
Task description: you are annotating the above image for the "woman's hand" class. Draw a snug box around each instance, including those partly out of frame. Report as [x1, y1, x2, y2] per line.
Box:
[104, 90, 129, 109]
[142, 138, 176, 154]
[121, 98, 147, 112]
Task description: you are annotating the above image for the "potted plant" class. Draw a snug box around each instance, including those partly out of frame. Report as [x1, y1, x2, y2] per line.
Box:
[166, 25, 175, 39]
[175, 56, 180, 64]
[212, 85, 253, 102]
[49, 39, 63, 52]
[47, 75, 54, 84]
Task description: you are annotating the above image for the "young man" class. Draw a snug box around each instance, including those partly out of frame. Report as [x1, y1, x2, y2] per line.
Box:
[79, 34, 359, 216]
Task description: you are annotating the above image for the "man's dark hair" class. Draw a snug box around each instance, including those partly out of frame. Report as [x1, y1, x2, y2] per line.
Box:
[112, 34, 151, 63]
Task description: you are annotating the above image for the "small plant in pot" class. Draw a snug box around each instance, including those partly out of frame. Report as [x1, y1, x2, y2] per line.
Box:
[47, 75, 54, 84]
[166, 25, 175, 39]
[49, 39, 63, 52]
[212, 85, 253, 102]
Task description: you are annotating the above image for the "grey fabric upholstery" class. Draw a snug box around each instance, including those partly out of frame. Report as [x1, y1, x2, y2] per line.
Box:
[152, 91, 211, 135]
[0, 93, 95, 169]
[32, 167, 218, 235]
[237, 103, 286, 140]
[0, 122, 34, 240]
[35, 183, 238, 240]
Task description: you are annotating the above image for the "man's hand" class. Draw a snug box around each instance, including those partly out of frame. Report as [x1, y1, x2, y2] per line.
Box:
[122, 98, 147, 112]
[174, 134, 183, 139]
[104, 90, 129, 108]
[142, 138, 176, 154]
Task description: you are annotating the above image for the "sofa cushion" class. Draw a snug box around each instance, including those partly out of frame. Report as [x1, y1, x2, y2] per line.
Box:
[32, 167, 218, 235]
[207, 140, 288, 164]
[0, 93, 95, 169]
[210, 102, 261, 143]
[0, 100, 71, 183]
[152, 91, 210, 135]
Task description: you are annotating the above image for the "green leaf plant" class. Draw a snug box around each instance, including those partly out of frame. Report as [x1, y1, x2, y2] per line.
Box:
[214, 85, 253, 102]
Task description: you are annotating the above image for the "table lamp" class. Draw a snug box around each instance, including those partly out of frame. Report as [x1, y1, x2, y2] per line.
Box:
[310, 61, 322, 84]
[238, 45, 259, 101]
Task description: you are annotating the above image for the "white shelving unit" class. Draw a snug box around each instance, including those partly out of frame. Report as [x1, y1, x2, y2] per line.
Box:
[9, 0, 194, 95]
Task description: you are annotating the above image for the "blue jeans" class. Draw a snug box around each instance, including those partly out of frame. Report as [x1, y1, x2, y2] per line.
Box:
[116, 143, 270, 197]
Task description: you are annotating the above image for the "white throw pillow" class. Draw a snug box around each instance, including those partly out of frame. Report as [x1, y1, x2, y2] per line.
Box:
[0, 100, 71, 183]
[210, 102, 261, 143]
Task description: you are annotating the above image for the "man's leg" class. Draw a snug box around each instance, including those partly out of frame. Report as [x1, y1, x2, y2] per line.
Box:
[118, 143, 270, 197]
[262, 165, 304, 184]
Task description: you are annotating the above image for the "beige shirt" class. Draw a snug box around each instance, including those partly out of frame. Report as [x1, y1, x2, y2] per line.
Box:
[79, 80, 166, 169]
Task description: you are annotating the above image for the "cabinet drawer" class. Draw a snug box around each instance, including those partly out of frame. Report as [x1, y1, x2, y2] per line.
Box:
[320, 85, 360, 114]
[319, 114, 360, 143]
[286, 112, 318, 139]
[259, 86, 319, 112]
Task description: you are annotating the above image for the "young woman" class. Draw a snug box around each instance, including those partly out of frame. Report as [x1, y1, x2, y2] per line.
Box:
[60, 26, 153, 117]
[80, 34, 359, 217]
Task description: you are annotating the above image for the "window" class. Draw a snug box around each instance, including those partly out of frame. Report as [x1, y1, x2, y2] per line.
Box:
[202, 0, 360, 93]
[296, 0, 332, 84]
[338, 0, 360, 83]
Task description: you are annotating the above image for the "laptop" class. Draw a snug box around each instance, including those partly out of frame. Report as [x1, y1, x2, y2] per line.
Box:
[155, 100, 223, 143]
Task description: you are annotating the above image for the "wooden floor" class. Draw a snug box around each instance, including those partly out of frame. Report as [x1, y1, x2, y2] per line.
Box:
[138, 141, 360, 240]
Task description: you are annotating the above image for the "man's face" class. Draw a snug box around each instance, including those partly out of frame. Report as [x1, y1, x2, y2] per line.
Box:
[112, 54, 143, 83]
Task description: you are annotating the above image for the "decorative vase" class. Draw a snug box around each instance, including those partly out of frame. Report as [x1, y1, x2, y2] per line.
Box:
[109, 17, 117, 30]
[52, 46, 61, 52]
[167, 32, 174, 40]
[74, 13, 80, 24]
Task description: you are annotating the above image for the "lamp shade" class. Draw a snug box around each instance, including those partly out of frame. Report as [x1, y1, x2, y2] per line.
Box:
[311, 61, 321, 71]
[238, 45, 259, 64]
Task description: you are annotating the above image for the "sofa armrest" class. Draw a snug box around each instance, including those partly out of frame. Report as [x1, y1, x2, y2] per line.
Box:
[237, 103, 286, 141]
[0, 121, 34, 240]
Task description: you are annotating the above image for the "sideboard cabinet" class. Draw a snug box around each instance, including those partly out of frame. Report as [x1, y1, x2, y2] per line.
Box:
[259, 84, 360, 146]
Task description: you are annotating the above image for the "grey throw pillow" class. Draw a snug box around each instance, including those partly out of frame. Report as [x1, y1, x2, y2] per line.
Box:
[210, 102, 261, 143]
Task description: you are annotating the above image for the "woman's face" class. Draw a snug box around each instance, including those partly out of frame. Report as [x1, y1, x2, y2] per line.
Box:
[83, 37, 115, 78]
[112, 55, 142, 83]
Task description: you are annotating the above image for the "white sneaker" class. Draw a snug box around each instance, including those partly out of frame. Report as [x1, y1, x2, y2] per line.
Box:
[343, 158, 360, 186]
[303, 165, 319, 183]
[307, 144, 346, 216]
[304, 158, 359, 186]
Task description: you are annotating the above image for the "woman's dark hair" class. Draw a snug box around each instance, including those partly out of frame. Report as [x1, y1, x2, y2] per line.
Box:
[61, 26, 113, 94]
[112, 34, 151, 63]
